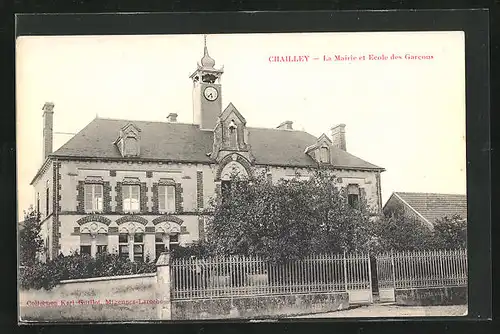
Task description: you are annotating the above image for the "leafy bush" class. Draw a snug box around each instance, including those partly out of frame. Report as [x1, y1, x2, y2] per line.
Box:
[432, 214, 467, 249]
[374, 207, 467, 252]
[19, 252, 156, 290]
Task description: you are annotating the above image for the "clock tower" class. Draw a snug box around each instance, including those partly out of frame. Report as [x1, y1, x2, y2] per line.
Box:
[190, 35, 224, 130]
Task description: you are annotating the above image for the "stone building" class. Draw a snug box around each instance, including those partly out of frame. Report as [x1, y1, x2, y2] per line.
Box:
[30, 39, 385, 262]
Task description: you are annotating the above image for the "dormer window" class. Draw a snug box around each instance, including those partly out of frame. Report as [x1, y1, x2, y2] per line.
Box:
[115, 123, 141, 157]
[320, 147, 330, 163]
[124, 136, 138, 156]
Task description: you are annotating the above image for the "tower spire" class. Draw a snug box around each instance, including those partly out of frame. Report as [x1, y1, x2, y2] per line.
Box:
[200, 34, 215, 68]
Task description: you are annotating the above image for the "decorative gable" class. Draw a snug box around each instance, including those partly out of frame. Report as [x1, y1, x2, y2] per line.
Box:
[211, 103, 251, 159]
[115, 123, 141, 157]
[305, 133, 332, 165]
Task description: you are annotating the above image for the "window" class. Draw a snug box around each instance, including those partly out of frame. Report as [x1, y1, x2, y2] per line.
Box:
[124, 137, 138, 156]
[36, 193, 40, 215]
[118, 232, 144, 262]
[80, 245, 91, 255]
[347, 184, 360, 209]
[133, 233, 144, 262]
[320, 147, 329, 163]
[84, 184, 103, 212]
[123, 185, 140, 212]
[119, 233, 129, 259]
[97, 245, 107, 254]
[155, 233, 166, 260]
[159, 185, 176, 213]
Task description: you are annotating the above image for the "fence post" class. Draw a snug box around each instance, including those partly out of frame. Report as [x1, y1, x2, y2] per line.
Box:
[156, 251, 172, 320]
[438, 249, 445, 287]
[367, 252, 373, 303]
[390, 250, 396, 289]
[343, 251, 348, 292]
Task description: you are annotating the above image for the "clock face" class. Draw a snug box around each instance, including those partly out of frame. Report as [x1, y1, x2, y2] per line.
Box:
[204, 86, 218, 101]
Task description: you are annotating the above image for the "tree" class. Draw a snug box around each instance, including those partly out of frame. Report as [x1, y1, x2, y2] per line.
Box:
[432, 215, 467, 249]
[204, 168, 376, 263]
[373, 208, 436, 252]
[19, 206, 44, 267]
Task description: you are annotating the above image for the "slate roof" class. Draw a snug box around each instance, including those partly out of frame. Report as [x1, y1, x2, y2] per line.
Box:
[392, 192, 467, 225]
[50, 117, 383, 170]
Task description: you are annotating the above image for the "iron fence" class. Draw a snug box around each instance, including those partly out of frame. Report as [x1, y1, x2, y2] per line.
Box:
[171, 253, 371, 300]
[376, 249, 467, 290]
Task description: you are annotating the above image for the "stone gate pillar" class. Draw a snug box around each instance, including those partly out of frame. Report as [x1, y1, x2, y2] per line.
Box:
[156, 251, 172, 320]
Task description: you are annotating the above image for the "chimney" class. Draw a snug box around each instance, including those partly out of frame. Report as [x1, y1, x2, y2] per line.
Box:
[167, 113, 178, 123]
[277, 121, 293, 130]
[42, 102, 55, 159]
[331, 124, 346, 151]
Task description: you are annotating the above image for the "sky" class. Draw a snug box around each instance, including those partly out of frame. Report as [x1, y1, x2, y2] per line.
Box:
[16, 32, 466, 221]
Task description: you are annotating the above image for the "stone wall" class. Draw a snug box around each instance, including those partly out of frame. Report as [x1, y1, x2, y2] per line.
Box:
[171, 292, 349, 320]
[395, 286, 467, 306]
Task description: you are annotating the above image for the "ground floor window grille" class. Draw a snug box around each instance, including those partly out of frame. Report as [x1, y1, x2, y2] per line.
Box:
[134, 233, 144, 262]
[119, 233, 129, 259]
[97, 245, 107, 254]
[80, 233, 108, 257]
[80, 245, 91, 255]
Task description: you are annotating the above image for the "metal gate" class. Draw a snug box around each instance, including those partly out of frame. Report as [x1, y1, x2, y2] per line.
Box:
[345, 253, 373, 304]
[375, 252, 396, 302]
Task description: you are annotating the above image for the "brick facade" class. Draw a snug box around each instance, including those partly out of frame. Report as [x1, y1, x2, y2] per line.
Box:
[103, 181, 112, 213]
[34, 156, 382, 259]
[76, 181, 85, 213]
[140, 182, 148, 212]
[196, 171, 203, 210]
[198, 216, 205, 241]
[175, 183, 183, 213]
[151, 183, 159, 213]
[51, 161, 61, 258]
[115, 182, 123, 213]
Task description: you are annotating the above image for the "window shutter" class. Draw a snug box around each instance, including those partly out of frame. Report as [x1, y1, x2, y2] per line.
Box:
[159, 185, 166, 211]
[84, 185, 93, 211]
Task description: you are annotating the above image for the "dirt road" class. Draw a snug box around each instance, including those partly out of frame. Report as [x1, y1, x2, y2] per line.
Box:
[292, 303, 468, 318]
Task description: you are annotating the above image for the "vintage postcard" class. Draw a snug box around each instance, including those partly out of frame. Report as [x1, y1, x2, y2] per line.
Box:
[17, 30, 467, 322]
